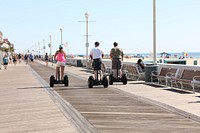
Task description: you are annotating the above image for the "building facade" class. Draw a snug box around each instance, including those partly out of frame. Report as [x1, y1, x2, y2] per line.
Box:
[0, 31, 3, 43]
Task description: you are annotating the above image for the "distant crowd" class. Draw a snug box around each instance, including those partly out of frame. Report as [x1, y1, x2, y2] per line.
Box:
[0, 51, 35, 70]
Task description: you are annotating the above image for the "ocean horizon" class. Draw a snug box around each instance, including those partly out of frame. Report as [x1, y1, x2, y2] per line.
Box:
[128, 52, 200, 59]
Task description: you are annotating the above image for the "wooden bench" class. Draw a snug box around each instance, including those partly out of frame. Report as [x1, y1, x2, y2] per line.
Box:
[86, 62, 93, 69]
[101, 63, 111, 76]
[151, 67, 178, 85]
[172, 69, 200, 93]
[122, 64, 144, 80]
[192, 72, 200, 93]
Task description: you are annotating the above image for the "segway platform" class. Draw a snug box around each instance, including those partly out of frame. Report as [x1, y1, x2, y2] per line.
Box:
[109, 73, 127, 85]
[50, 75, 69, 87]
[88, 75, 108, 88]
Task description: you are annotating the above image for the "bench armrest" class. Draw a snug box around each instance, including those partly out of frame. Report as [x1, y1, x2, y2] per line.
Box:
[151, 70, 159, 76]
[123, 70, 128, 74]
[166, 72, 176, 78]
[175, 73, 182, 79]
[193, 76, 200, 81]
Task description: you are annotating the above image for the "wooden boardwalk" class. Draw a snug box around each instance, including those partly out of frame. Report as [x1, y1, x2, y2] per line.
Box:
[0, 64, 76, 133]
[30, 63, 200, 133]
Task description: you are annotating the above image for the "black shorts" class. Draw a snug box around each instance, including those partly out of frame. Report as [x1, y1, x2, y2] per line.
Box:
[92, 58, 102, 70]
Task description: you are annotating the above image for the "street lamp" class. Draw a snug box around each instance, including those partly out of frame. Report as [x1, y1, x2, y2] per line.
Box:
[60, 28, 63, 45]
[38, 42, 40, 57]
[85, 12, 89, 61]
[43, 39, 45, 56]
[49, 35, 53, 66]
[49, 35, 52, 56]
[153, 0, 157, 64]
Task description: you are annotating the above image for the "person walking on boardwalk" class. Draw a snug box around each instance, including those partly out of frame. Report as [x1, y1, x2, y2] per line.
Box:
[89, 41, 104, 80]
[29, 53, 34, 64]
[54, 45, 67, 80]
[18, 53, 22, 64]
[110, 42, 124, 78]
[24, 54, 28, 64]
[45, 52, 49, 66]
[3, 52, 9, 70]
[13, 54, 17, 66]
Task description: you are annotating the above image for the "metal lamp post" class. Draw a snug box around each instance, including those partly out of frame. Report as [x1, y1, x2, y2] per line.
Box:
[49, 35, 53, 66]
[153, 0, 157, 64]
[43, 39, 45, 57]
[38, 42, 40, 57]
[60, 28, 63, 45]
[85, 12, 89, 61]
[49, 35, 52, 56]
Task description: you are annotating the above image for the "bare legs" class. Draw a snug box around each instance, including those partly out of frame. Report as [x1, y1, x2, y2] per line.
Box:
[94, 70, 102, 80]
[46, 61, 48, 66]
[113, 69, 122, 78]
[56, 66, 65, 80]
[60, 66, 65, 80]
[56, 67, 60, 80]
[4, 64, 7, 70]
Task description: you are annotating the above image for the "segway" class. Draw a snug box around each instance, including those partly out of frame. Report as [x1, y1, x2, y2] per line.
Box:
[109, 62, 127, 85]
[88, 70, 108, 88]
[50, 67, 69, 87]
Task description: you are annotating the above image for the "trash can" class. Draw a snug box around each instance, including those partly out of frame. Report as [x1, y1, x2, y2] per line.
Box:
[145, 64, 158, 82]
[76, 60, 83, 67]
[194, 60, 198, 65]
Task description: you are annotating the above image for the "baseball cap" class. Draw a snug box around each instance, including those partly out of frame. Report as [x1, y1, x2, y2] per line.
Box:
[59, 45, 63, 49]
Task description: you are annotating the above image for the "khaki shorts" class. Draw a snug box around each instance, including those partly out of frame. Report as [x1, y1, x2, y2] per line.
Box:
[56, 61, 65, 67]
[112, 59, 121, 69]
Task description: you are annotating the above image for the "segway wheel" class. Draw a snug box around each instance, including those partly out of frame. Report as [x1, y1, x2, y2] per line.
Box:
[103, 76, 108, 88]
[50, 75, 55, 87]
[109, 74, 114, 85]
[122, 74, 127, 85]
[64, 75, 69, 86]
[88, 76, 94, 88]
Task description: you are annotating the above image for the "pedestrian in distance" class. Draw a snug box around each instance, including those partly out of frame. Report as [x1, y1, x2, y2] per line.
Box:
[3, 52, 9, 70]
[9, 54, 12, 64]
[110, 42, 124, 78]
[24, 54, 28, 64]
[89, 41, 104, 80]
[29, 53, 34, 64]
[13, 54, 17, 66]
[45, 52, 49, 66]
[18, 53, 22, 64]
[54, 45, 67, 80]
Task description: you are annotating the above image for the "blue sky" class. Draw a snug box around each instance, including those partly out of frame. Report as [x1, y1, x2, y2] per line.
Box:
[1, 0, 200, 55]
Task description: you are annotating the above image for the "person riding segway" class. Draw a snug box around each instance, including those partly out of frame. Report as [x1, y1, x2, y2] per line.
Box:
[109, 42, 127, 85]
[88, 41, 108, 88]
[49, 45, 69, 87]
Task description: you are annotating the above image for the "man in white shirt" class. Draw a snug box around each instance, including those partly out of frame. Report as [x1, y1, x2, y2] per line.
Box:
[89, 41, 104, 80]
